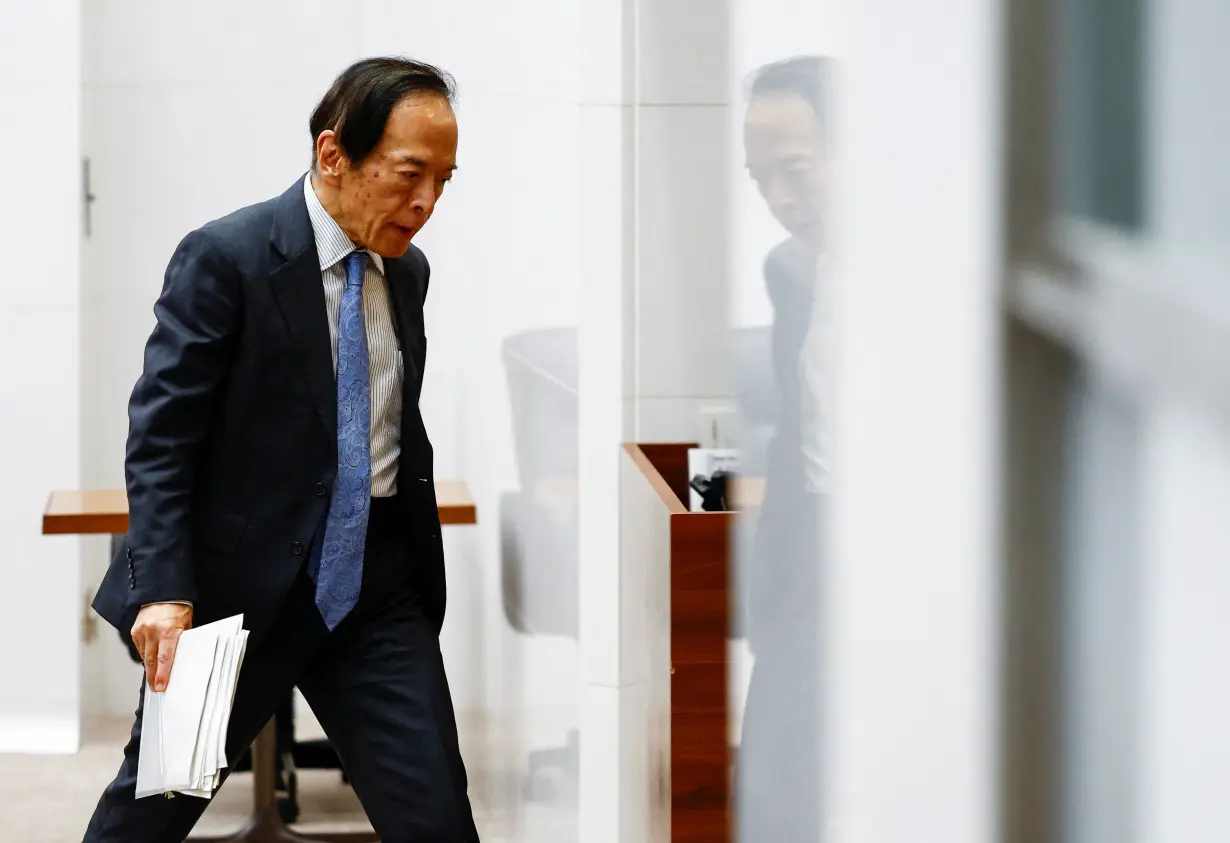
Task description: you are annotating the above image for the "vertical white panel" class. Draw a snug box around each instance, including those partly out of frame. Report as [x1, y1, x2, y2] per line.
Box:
[1138, 402, 1230, 843]
[1132, 0, 1230, 837]
[827, 0, 1001, 838]
[580, 103, 633, 690]
[0, 0, 81, 753]
[637, 0, 730, 106]
[1062, 378, 1144, 843]
[616, 451, 672, 843]
[577, 1, 634, 838]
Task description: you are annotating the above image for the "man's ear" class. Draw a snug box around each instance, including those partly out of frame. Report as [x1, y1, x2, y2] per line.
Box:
[315, 130, 348, 182]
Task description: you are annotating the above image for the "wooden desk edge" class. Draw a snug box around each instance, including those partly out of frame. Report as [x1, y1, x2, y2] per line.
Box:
[43, 482, 477, 535]
[622, 443, 765, 514]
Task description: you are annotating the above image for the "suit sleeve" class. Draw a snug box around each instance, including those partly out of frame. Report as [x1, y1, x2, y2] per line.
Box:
[124, 228, 240, 609]
[757, 249, 807, 525]
[419, 248, 431, 304]
[763, 251, 792, 402]
[415, 248, 430, 380]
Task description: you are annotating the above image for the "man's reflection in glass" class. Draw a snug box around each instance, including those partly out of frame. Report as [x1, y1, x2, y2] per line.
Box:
[737, 55, 830, 841]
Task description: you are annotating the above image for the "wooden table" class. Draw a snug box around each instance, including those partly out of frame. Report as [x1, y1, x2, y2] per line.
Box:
[43, 482, 478, 534]
[43, 484, 477, 843]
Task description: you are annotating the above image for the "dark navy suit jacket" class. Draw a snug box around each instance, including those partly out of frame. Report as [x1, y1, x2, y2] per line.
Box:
[92, 178, 446, 646]
[747, 237, 821, 654]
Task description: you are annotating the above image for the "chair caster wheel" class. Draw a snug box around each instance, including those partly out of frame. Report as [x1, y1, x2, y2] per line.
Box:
[277, 770, 299, 824]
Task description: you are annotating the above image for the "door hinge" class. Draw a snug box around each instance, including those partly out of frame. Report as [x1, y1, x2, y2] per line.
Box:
[82, 157, 96, 238]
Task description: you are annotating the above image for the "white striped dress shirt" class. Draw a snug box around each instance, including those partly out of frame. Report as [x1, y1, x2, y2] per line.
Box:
[303, 175, 404, 497]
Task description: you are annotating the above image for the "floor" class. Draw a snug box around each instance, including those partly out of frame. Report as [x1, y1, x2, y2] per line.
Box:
[0, 717, 368, 840]
[0, 715, 575, 842]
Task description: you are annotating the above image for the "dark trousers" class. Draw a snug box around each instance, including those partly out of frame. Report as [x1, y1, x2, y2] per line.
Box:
[736, 490, 823, 842]
[82, 498, 479, 842]
[736, 639, 822, 842]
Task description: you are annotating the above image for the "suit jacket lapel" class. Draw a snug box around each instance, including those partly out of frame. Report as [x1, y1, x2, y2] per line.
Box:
[267, 179, 338, 447]
[264, 178, 429, 458]
[384, 256, 432, 475]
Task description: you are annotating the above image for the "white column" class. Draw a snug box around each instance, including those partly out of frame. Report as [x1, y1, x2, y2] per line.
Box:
[0, 1, 83, 753]
[578, 2, 734, 840]
[577, 0, 636, 838]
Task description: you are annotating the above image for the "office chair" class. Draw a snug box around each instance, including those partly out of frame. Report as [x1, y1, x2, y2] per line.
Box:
[500, 328, 581, 801]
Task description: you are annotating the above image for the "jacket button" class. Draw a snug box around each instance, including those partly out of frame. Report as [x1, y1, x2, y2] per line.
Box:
[314, 482, 327, 497]
[290, 541, 304, 556]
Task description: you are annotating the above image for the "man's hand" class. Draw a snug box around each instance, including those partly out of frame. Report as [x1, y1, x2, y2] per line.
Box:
[131, 603, 194, 692]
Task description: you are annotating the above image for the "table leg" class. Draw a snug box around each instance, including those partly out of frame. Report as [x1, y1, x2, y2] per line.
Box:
[188, 721, 379, 843]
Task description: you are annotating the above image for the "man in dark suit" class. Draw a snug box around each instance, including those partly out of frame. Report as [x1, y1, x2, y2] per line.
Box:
[736, 56, 830, 841]
[83, 57, 479, 842]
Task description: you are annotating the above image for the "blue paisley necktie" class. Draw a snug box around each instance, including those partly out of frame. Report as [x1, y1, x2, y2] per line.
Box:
[314, 250, 372, 629]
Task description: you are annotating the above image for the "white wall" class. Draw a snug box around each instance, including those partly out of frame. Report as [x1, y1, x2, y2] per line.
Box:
[79, 0, 365, 723]
[0, 1, 83, 754]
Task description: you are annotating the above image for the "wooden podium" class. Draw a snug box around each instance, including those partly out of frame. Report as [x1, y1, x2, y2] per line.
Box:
[42, 483, 477, 843]
[623, 443, 741, 843]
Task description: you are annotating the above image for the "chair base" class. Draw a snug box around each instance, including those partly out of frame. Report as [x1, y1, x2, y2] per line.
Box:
[523, 729, 580, 802]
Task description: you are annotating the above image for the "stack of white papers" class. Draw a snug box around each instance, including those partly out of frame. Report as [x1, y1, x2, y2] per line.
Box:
[135, 615, 250, 799]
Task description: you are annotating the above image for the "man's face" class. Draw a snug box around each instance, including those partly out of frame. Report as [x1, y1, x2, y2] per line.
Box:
[743, 91, 826, 249]
[319, 93, 459, 258]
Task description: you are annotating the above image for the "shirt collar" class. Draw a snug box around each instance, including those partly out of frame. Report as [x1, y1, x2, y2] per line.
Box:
[302, 174, 385, 275]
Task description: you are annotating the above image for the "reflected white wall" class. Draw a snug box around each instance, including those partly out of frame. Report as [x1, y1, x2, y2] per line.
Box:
[726, 3, 836, 839]
[729, 0, 835, 328]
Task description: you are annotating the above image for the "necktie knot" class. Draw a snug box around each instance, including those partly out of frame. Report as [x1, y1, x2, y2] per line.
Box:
[343, 250, 367, 290]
